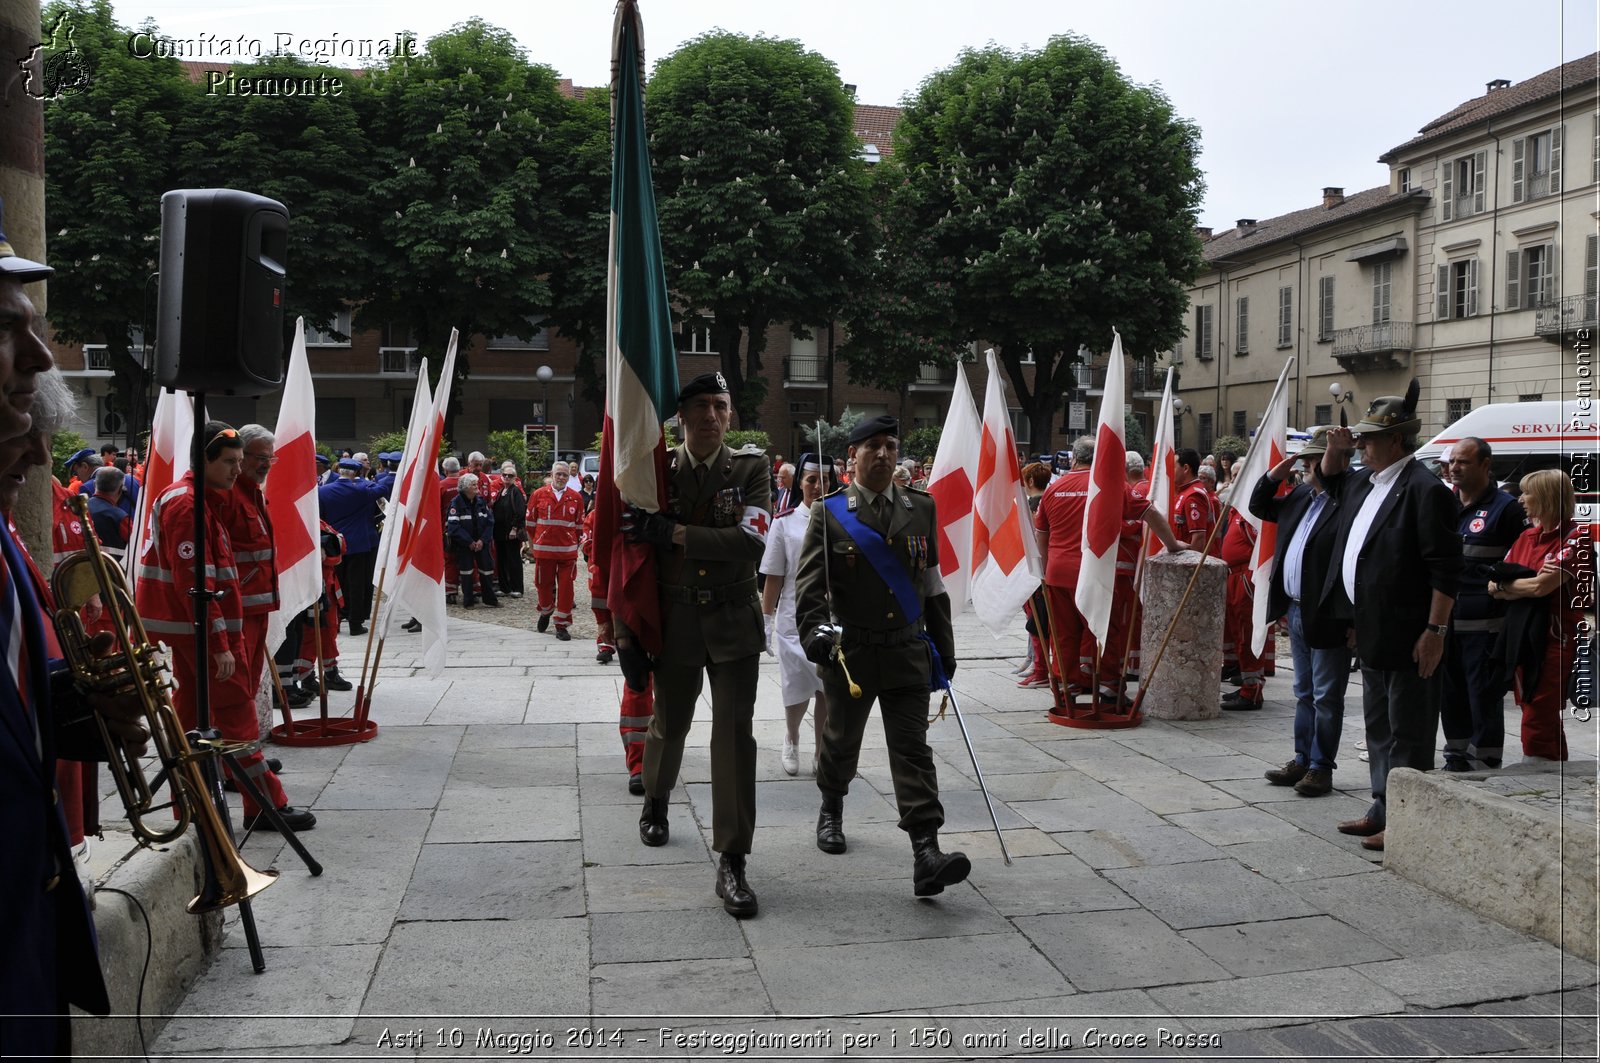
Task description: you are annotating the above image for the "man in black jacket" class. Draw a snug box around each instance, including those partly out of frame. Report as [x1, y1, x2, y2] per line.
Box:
[1249, 427, 1349, 797]
[1319, 383, 1461, 851]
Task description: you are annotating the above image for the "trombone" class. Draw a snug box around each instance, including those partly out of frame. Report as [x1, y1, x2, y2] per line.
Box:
[51, 494, 277, 914]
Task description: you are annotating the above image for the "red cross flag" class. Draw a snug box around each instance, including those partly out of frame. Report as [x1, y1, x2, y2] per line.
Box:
[1143, 366, 1178, 561]
[1230, 357, 1296, 655]
[927, 362, 981, 615]
[126, 386, 193, 587]
[970, 348, 1041, 634]
[263, 318, 321, 652]
[1076, 331, 1129, 648]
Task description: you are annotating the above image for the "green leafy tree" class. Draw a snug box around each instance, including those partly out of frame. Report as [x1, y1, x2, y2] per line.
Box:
[357, 19, 572, 439]
[1210, 434, 1248, 460]
[1124, 412, 1150, 459]
[175, 53, 376, 350]
[541, 89, 612, 421]
[902, 425, 942, 464]
[486, 428, 533, 475]
[724, 429, 771, 453]
[647, 32, 872, 427]
[808, 408, 863, 458]
[41, 0, 194, 445]
[890, 37, 1205, 454]
[50, 430, 90, 474]
[366, 430, 452, 461]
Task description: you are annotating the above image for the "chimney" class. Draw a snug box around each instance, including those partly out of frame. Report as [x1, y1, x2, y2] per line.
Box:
[1236, 218, 1257, 236]
[1486, 78, 1510, 93]
[1195, 225, 1213, 239]
[1322, 186, 1345, 209]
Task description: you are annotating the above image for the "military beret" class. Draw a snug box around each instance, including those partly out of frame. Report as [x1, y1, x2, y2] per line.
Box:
[65, 447, 97, 469]
[677, 371, 729, 405]
[847, 415, 899, 447]
[0, 198, 52, 282]
[337, 458, 363, 471]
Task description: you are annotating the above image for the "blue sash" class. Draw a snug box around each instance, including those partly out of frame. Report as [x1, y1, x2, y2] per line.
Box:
[824, 493, 950, 691]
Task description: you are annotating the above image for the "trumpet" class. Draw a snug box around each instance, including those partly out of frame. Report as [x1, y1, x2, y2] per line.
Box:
[51, 494, 277, 914]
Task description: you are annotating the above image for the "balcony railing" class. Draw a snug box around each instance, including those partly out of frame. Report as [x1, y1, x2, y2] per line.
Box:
[1089, 358, 1160, 394]
[1525, 169, 1552, 200]
[1332, 321, 1412, 372]
[1534, 293, 1599, 342]
[912, 363, 956, 387]
[784, 355, 826, 385]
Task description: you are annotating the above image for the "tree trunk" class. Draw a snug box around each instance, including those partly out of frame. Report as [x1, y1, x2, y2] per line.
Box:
[713, 322, 747, 424]
[740, 314, 769, 429]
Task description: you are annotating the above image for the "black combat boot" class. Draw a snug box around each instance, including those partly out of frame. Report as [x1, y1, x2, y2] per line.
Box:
[638, 795, 669, 847]
[714, 853, 758, 918]
[816, 795, 846, 854]
[911, 831, 970, 897]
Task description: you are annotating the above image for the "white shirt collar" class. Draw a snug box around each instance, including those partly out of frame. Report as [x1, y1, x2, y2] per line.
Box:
[1368, 453, 1413, 488]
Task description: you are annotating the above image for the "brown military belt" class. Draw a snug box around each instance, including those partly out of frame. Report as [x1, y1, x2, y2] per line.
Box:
[844, 621, 926, 647]
[663, 577, 758, 606]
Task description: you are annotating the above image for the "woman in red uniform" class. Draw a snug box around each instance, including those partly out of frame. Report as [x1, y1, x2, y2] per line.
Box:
[1489, 469, 1593, 761]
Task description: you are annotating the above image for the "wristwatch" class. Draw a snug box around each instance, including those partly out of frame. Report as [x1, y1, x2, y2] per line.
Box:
[1425, 623, 1448, 636]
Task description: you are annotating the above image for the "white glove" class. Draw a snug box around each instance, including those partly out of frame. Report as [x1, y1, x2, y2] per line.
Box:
[763, 613, 775, 656]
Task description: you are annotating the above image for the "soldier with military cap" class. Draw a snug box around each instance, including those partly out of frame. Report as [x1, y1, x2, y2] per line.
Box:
[1319, 381, 1461, 851]
[621, 370, 771, 918]
[793, 414, 968, 898]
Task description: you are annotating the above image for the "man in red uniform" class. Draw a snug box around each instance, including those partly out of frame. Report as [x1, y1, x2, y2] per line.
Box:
[1219, 506, 1268, 710]
[526, 459, 583, 641]
[135, 421, 315, 831]
[1034, 436, 1184, 707]
[1170, 448, 1220, 556]
[227, 425, 282, 714]
[439, 456, 461, 603]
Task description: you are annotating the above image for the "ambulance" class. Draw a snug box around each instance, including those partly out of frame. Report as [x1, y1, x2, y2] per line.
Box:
[1413, 400, 1597, 525]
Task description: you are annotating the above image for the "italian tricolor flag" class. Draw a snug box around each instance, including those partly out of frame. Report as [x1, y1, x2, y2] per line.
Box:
[593, 0, 679, 663]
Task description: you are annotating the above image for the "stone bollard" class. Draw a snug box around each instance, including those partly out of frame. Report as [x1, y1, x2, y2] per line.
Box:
[1140, 551, 1228, 720]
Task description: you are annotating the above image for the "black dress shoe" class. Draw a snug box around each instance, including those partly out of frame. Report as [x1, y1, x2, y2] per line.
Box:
[348, 622, 367, 636]
[714, 853, 758, 918]
[597, 648, 614, 664]
[284, 682, 313, 707]
[485, 598, 502, 608]
[911, 832, 970, 897]
[322, 668, 353, 692]
[816, 795, 846, 854]
[244, 805, 317, 831]
[402, 618, 422, 632]
[628, 772, 645, 796]
[639, 796, 669, 846]
[555, 627, 571, 642]
[537, 613, 551, 633]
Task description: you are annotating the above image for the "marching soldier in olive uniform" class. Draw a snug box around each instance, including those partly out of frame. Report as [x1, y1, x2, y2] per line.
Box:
[621, 372, 772, 918]
[794, 415, 969, 897]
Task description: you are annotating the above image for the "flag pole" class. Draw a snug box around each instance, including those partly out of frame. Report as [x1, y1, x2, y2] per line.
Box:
[357, 635, 387, 728]
[352, 566, 388, 723]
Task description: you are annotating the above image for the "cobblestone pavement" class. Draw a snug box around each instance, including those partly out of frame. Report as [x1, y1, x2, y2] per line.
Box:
[144, 607, 1599, 1061]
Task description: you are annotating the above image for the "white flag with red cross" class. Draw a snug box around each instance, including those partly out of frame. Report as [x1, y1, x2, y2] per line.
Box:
[926, 362, 981, 615]
[1230, 358, 1296, 655]
[1143, 366, 1177, 562]
[1076, 331, 1129, 648]
[970, 349, 1041, 634]
[126, 387, 193, 587]
[262, 318, 322, 652]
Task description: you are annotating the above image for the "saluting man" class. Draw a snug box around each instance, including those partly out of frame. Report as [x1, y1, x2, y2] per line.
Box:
[793, 415, 967, 898]
[620, 371, 771, 919]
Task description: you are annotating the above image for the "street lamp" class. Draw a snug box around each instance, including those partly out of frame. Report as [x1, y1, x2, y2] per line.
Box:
[536, 364, 554, 425]
[1329, 381, 1356, 425]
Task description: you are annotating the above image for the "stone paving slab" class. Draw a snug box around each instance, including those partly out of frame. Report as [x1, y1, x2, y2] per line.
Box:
[582, 800, 711, 866]
[590, 908, 750, 964]
[964, 853, 1138, 917]
[1145, 967, 1410, 1033]
[1178, 915, 1399, 977]
[584, 862, 724, 913]
[1353, 941, 1599, 1009]
[1013, 908, 1229, 992]
[1286, 871, 1541, 956]
[739, 874, 1009, 948]
[361, 919, 590, 1016]
[590, 957, 772, 1017]
[426, 784, 579, 843]
[1103, 858, 1320, 930]
[1052, 823, 1225, 870]
[399, 840, 585, 920]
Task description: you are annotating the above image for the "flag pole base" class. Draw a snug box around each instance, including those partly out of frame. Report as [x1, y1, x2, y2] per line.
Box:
[269, 716, 378, 747]
[1046, 692, 1143, 730]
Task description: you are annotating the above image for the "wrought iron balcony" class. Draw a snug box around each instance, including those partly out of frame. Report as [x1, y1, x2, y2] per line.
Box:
[783, 355, 826, 386]
[909, 363, 956, 388]
[1534, 293, 1598, 343]
[1088, 357, 1161, 395]
[378, 347, 422, 374]
[1332, 321, 1412, 373]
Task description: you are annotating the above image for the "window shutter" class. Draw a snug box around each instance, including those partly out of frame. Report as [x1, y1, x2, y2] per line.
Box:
[1506, 250, 1521, 310]
[1511, 138, 1525, 203]
[1472, 152, 1487, 214]
[1467, 258, 1480, 317]
[1441, 160, 1454, 221]
[1586, 234, 1598, 321]
[1593, 114, 1599, 185]
[1236, 297, 1248, 352]
[1437, 265, 1450, 320]
[1319, 275, 1335, 338]
[1544, 242, 1557, 306]
[1550, 127, 1563, 194]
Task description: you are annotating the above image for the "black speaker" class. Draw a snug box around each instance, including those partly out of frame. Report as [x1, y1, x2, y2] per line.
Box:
[155, 189, 288, 396]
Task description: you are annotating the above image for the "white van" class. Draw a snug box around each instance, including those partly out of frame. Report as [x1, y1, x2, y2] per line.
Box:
[1414, 400, 1597, 524]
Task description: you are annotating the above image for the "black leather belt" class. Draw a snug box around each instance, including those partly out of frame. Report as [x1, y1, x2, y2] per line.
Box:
[844, 621, 926, 647]
[663, 578, 758, 606]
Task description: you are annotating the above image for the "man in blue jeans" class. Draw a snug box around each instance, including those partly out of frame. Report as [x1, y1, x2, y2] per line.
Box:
[1248, 427, 1348, 796]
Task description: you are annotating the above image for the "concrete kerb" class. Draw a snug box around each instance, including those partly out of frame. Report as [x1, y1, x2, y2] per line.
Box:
[72, 833, 222, 1057]
[1386, 766, 1599, 963]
